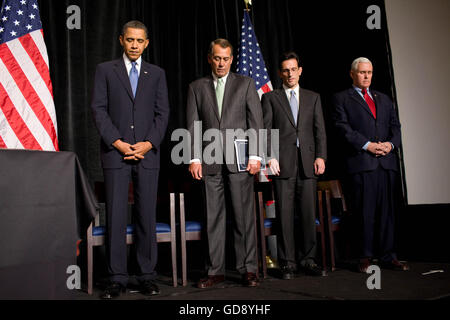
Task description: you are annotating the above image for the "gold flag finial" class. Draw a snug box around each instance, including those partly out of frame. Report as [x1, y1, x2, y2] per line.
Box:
[244, 0, 252, 11]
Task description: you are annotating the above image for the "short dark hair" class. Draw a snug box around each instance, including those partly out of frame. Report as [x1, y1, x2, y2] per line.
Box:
[208, 38, 234, 57]
[122, 20, 148, 39]
[278, 51, 301, 70]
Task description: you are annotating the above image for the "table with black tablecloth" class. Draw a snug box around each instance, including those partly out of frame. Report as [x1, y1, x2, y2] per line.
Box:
[0, 149, 97, 299]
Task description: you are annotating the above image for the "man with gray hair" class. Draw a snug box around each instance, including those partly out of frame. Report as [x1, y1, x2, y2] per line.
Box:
[186, 38, 263, 288]
[332, 57, 409, 273]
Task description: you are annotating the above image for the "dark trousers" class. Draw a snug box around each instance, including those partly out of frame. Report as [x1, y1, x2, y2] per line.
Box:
[273, 158, 317, 268]
[202, 167, 257, 275]
[347, 166, 397, 262]
[104, 164, 159, 285]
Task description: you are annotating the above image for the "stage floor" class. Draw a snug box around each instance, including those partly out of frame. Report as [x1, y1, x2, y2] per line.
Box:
[75, 261, 450, 301]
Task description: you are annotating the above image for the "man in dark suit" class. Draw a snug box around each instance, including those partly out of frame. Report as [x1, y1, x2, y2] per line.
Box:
[332, 57, 409, 272]
[262, 52, 327, 279]
[186, 38, 263, 288]
[91, 20, 170, 299]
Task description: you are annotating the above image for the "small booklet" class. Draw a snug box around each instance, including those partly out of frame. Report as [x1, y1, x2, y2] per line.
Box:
[234, 139, 249, 172]
[234, 139, 267, 173]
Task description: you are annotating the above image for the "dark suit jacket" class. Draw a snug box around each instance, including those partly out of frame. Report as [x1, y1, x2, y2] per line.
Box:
[261, 87, 327, 179]
[332, 88, 401, 174]
[186, 72, 264, 175]
[91, 58, 170, 169]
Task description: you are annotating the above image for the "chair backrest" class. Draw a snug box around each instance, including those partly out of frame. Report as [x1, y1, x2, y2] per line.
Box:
[317, 180, 347, 212]
[179, 192, 202, 286]
[179, 193, 202, 241]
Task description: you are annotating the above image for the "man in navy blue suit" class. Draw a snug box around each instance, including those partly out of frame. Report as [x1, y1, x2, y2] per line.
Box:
[91, 20, 170, 299]
[332, 57, 409, 273]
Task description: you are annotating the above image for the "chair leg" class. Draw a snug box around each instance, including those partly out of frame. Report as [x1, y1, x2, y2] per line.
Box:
[325, 190, 336, 271]
[170, 193, 178, 287]
[179, 193, 187, 287]
[87, 222, 93, 295]
[253, 192, 260, 280]
[257, 192, 268, 279]
[317, 191, 327, 272]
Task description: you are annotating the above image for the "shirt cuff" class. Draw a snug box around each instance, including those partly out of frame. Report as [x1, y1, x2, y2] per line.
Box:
[190, 159, 201, 164]
[389, 142, 395, 151]
[362, 141, 370, 151]
[249, 156, 262, 162]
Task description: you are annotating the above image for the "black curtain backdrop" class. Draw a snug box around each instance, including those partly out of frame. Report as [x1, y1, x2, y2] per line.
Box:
[37, 0, 400, 196]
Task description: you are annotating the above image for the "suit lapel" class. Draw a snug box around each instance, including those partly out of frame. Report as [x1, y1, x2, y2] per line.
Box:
[371, 90, 382, 120]
[221, 73, 234, 121]
[349, 88, 375, 119]
[298, 88, 308, 130]
[274, 89, 296, 127]
[135, 62, 151, 102]
[113, 59, 134, 101]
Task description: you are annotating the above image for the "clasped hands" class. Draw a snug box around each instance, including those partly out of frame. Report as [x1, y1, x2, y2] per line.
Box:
[367, 142, 392, 157]
[113, 139, 152, 161]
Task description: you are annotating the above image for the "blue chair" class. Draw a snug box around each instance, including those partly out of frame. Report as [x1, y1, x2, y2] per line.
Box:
[86, 186, 177, 295]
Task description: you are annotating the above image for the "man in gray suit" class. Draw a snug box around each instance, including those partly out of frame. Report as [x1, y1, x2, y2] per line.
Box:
[186, 38, 264, 288]
[262, 52, 327, 279]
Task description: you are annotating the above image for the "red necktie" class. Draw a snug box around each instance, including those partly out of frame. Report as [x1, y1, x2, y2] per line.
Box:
[362, 89, 376, 118]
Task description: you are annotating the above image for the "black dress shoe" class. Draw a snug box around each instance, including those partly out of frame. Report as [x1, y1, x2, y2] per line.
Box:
[301, 263, 326, 276]
[100, 282, 126, 300]
[380, 259, 410, 271]
[280, 266, 295, 280]
[140, 281, 160, 296]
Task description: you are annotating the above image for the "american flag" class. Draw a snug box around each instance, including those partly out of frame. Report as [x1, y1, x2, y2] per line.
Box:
[236, 10, 272, 181]
[0, 0, 58, 151]
[236, 10, 272, 99]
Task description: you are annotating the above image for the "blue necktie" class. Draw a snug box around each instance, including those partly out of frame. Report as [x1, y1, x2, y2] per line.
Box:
[290, 90, 300, 147]
[129, 61, 138, 97]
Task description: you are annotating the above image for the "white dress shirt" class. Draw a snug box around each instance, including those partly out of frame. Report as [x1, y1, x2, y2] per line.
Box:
[283, 84, 300, 106]
[123, 53, 142, 76]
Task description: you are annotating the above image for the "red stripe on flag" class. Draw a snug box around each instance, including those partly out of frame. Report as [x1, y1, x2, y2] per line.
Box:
[0, 83, 42, 150]
[19, 33, 54, 97]
[261, 83, 271, 94]
[0, 135, 6, 148]
[0, 43, 58, 151]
